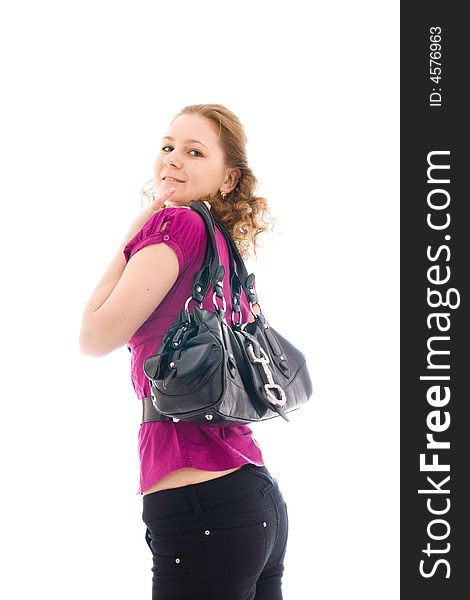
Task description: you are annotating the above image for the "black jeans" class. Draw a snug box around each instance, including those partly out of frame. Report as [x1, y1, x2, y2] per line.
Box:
[142, 464, 289, 599]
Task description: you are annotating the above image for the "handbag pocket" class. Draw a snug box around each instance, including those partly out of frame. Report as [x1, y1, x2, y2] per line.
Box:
[154, 342, 224, 396]
[170, 342, 215, 377]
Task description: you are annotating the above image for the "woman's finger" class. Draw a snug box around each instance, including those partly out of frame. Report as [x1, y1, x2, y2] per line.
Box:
[155, 186, 176, 203]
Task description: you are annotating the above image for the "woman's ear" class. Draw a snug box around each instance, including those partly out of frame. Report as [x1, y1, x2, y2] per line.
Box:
[222, 168, 241, 194]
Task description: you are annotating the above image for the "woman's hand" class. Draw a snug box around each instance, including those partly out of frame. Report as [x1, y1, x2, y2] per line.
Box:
[121, 186, 176, 246]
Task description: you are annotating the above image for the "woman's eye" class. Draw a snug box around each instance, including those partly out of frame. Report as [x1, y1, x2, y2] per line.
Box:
[161, 146, 201, 157]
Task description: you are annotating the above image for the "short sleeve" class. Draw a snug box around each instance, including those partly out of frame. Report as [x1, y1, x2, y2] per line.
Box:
[122, 207, 206, 273]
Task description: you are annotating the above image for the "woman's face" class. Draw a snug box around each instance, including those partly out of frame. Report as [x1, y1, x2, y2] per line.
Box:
[154, 113, 232, 207]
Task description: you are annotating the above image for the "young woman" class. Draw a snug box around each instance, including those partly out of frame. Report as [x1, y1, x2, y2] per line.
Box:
[79, 104, 289, 599]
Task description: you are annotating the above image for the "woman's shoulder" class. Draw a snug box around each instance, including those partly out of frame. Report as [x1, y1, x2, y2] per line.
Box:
[157, 205, 204, 224]
[160, 205, 207, 253]
[124, 205, 207, 267]
[160, 205, 206, 234]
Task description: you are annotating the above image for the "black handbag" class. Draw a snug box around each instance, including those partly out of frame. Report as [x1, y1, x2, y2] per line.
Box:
[142, 200, 312, 426]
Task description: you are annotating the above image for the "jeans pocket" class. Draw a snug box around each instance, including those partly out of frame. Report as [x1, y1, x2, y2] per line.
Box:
[202, 506, 276, 589]
[145, 527, 183, 599]
[145, 527, 185, 572]
[146, 526, 213, 600]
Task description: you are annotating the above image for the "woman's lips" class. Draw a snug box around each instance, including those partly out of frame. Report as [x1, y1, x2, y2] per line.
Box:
[163, 176, 185, 183]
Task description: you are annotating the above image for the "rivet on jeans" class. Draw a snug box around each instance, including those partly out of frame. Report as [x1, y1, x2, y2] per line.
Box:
[263, 522, 267, 527]
[175, 558, 181, 564]
[205, 530, 211, 535]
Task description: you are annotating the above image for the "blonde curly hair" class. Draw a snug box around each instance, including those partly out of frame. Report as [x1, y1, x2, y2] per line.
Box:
[172, 103, 274, 259]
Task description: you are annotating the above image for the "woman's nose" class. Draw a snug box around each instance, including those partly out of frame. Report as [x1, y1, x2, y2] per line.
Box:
[163, 150, 182, 168]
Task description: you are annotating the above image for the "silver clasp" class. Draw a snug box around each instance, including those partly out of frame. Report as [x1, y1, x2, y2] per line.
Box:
[212, 291, 227, 312]
[246, 344, 287, 407]
[184, 295, 203, 312]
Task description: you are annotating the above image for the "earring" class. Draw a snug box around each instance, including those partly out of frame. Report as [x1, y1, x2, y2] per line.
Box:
[220, 191, 227, 200]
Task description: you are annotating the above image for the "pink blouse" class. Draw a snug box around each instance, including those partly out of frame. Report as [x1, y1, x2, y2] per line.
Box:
[123, 206, 265, 495]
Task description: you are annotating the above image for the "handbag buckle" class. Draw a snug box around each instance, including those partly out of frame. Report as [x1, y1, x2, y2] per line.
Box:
[264, 383, 287, 407]
[246, 344, 287, 407]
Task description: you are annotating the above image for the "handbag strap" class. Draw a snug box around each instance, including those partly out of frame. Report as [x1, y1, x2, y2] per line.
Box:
[188, 201, 226, 305]
[189, 200, 260, 324]
[211, 217, 259, 307]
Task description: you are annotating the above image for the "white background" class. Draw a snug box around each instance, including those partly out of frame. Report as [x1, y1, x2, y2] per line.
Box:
[0, 1, 399, 598]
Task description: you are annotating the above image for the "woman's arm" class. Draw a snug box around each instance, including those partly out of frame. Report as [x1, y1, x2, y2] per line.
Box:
[79, 187, 177, 357]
